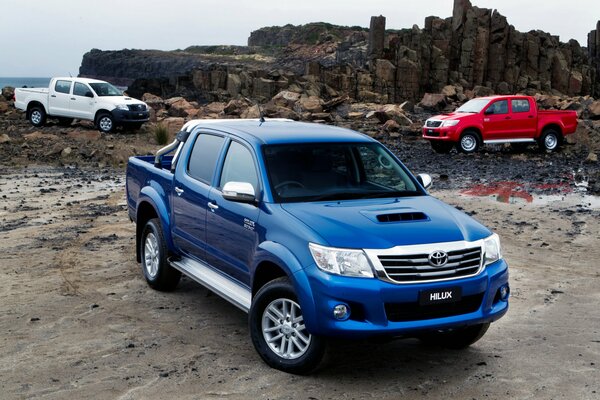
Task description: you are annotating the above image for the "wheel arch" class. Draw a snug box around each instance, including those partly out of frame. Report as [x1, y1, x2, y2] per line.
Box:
[459, 126, 483, 142]
[26, 101, 46, 118]
[135, 188, 173, 262]
[541, 123, 563, 138]
[94, 109, 113, 123]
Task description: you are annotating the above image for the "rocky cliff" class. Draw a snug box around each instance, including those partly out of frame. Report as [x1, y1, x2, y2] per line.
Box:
[79, 0, 600, 102]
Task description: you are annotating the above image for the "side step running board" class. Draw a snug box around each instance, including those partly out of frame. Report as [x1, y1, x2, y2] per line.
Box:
[170, 257, 251, 313]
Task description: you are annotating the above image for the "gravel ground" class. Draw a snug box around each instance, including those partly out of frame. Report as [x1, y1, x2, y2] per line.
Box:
[0, 113, 599, 399]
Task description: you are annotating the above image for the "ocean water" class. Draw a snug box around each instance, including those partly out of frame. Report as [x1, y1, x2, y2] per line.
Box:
[0, 77, 51, 89]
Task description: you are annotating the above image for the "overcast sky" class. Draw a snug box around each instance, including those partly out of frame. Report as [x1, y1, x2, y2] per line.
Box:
[2, 0, 598, 77]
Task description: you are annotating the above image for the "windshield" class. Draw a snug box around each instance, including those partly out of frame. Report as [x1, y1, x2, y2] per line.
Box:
[89, 82, 122, 97]
[455, 98, 491, 113]
[263, 142, 422, 203]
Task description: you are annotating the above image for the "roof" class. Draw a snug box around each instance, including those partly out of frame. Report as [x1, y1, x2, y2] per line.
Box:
[181, 119, 375, 145]
[54, 77, 107, 84]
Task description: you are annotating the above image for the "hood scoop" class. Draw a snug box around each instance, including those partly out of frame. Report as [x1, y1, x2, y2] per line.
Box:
[376, 212, 428, 223]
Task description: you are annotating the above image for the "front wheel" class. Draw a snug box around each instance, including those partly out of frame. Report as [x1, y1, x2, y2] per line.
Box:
[96, 113, 115, 133]
[29, 106, 46, 127]
[538, 129, 561, 151]
[419, 323, 490, 349]
[250, 277, 326, 374]
[459, 131, 480, 153]
[140, 218, 181, 291]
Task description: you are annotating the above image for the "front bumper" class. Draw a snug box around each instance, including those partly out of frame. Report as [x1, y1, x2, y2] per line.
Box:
[297, 258, 509, 338]
[112, 109, 150, 123]
[422, 126, 459, 141]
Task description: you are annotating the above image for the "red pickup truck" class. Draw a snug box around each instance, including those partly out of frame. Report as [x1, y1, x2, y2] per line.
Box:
[422, 96, 578, 153]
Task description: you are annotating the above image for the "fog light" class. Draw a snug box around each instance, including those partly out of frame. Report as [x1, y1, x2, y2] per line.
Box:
[500, 285, 510, 301]
[333, 304, 349, 320]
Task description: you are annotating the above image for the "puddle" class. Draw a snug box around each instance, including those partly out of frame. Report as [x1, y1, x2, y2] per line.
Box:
[460, 179, 600, 209]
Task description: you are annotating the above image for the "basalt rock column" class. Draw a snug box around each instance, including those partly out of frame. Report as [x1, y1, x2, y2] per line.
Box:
[368, 16, 386, 60]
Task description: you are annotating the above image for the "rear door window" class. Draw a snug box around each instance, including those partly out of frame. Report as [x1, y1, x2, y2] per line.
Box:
[511, 99, 530, 113]
[55, 80, 72, 94]
[187, 134, 226, 184]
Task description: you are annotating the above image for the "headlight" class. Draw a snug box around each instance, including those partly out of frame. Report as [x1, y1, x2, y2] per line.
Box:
[309, 243, 374, 278]
[116, 104, 129, 110]
[442, 120, 460, 127]
[484, 233, 502, 265]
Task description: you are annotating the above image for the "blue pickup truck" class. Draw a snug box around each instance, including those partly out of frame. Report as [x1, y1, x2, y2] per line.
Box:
[126, 119, 509, 374]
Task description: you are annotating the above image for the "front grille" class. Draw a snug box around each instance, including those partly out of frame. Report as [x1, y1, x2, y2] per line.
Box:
[385, 292, 484, 322]
[378, 247, 482, 283]
[128, 104, 147, 111]
[426, 120, 442, 127]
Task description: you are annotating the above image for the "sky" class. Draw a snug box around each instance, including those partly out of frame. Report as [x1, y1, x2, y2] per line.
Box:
[2, 0, 599, 77]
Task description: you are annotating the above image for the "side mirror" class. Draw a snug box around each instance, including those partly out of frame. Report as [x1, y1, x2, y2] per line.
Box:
[416, 173, 433, 190]
[222, 181, 256, 203]
[484, 108, 493, 115]
[85, 91, 94, 98]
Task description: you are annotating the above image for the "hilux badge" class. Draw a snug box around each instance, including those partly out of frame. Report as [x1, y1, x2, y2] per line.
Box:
[428, 251, 448, 267]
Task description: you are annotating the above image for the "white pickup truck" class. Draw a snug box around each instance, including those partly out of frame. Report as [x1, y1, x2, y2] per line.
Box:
[14, 77, 149, 132]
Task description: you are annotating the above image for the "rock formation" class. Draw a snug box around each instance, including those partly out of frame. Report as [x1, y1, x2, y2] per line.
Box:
[79, 1, 600, 103]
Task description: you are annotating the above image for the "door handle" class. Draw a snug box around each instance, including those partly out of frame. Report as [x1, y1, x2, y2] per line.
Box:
[208, 202, 219, 211]
[50, 95, 56, 98]
[71, 97, 76, 100]
[174, 186, 184, 196]
[528, 115, 534, 118]
[504, 116, 511, 120]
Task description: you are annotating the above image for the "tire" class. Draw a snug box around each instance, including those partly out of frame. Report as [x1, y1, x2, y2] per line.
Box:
[458, 131, 480, 153]
[538, 129, 561, 152]
[57, 117, 73, 127]
[96, 113, 115, 133]
[250, 277, 326, 374]
[28, 106, 46, 127]
[419, 323, 490, 349]
[140, 218, 181, 291]
[430, 141, 454, 154]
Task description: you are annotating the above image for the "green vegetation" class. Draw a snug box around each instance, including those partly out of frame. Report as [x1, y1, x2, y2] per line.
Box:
[152, 123, 169, 145]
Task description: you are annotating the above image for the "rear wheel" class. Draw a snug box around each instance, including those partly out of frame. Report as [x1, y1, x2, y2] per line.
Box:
[458, 131, 480, 153]
[538, 129, 561, 151]
[430, 141, 454, 154]
[250, 277, 326, 374]
[96, 113, 115, 133]
[29, 106, 46, 127]
[140, 218, 181, 291]
[419, 323, 490, 349]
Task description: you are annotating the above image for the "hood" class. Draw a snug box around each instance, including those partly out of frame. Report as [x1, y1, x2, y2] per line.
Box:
[429, 113, 464, 121]
[281, 196, 491, 249]
[101, 96, 146, 106]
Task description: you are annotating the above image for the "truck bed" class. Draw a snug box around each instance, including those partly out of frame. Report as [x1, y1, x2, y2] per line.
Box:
[126, 155, 174, 222]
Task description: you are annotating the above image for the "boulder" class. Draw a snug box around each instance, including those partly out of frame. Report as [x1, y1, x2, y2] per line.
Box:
[418, 93, 446, 110]
[588, 100, 600, 119]
[165, 97, 195, 117]
[24, 131, 58, 141]
[272, 91, 301, 108]
[161, 117, 185, 135]
[294, 96, 323, 113]
[0, 134, 10, 143]
[224, 99, 251, 116]
[1, 86, 14, 100]
[204, 102, 226, 114]
[472, 85, 494, 97]
[441, 85, 458, 98]
[382, 119, 400, 132]
[373, 104, 413, 126]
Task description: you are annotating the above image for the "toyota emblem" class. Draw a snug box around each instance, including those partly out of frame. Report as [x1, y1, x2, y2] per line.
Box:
[428, 250, 448, 267]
